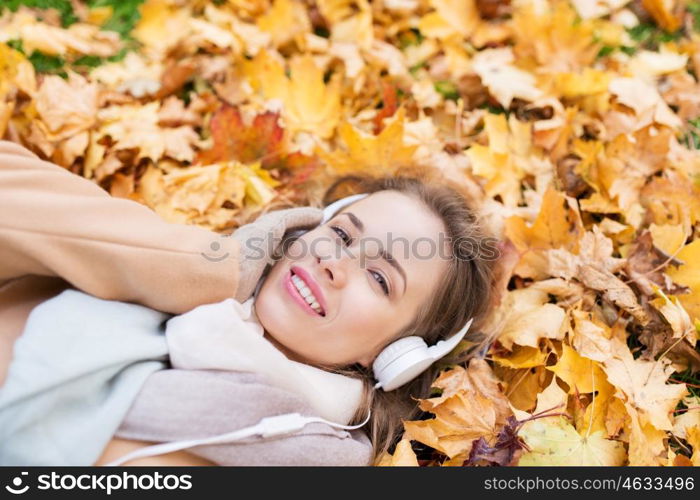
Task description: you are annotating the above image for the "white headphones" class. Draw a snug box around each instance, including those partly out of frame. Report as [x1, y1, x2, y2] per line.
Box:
[322, 193, 475, 392]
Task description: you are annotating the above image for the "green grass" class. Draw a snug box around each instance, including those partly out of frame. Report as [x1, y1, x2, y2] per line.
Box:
[1, 0, 77, 26]
[2, 0, 143, 76]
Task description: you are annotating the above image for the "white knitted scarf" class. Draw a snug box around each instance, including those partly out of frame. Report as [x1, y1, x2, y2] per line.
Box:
[165, 297, 364, 425]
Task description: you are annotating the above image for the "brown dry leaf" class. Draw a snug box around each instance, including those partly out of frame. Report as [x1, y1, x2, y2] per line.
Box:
[1, 9, 121, 57]
[403, 361, 512, 459]
[471, 47, 544, 108]
[35, 72, 98, 142]
[493, 364, 552, 412]
[649, 285, 697, 347]
[687, 426, 700, 466]
[97, 102, 199, 163]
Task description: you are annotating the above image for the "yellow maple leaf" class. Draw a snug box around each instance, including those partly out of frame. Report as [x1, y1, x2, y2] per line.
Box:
[329, 0, 373, 50]
[256, 0, 310, 48]
[666, 239, 700, 323]
[512, 0, 601, 73]
[687, 425, 700, 466]
[624, 401, 669, 466]
[504, 185, 584, 280]
[0, 43, 36, 99]
[418, 0, 480, 40]
[244, 51, 342, 139]
[285, 54, 342, 139]
[515, 378, 626, 465]
[466, 113, 532, 208]
[601, 336, 689, 431]
[496, 287, 567, 350]
[316, 107, 417, 174]
[132, 0, 190, 54]
[547, 343, 609, 394]
[492, 344, 548, 369]
[649, 223, 687, 256]
[375, 438, 418, 466]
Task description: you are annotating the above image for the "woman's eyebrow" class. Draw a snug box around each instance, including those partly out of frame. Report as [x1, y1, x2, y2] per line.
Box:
[341, 212, 407, 295]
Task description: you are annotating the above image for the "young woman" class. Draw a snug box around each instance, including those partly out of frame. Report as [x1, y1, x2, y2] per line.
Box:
[0, 140, 500, 465]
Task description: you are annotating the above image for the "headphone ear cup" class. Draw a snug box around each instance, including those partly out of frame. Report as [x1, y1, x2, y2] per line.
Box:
[372, 336, 433, 391]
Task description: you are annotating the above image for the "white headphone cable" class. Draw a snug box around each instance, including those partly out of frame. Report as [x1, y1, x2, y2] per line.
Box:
[105, 409, 372, 466]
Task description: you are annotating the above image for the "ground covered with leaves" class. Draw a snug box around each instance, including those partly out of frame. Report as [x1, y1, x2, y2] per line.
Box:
[1, 0, 700, 466]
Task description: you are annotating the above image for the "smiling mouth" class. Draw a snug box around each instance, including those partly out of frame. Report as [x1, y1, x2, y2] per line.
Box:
[288, 269, 326, 317]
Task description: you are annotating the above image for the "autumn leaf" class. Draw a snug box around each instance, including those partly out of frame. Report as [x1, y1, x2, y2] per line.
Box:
[196, 105, 285, 166]
[243, 50, 342, 139]
[402, 361, 512, 459]
[316, 106, 418, 175]
[195, 104, 321, 186]
[515, 378, 626, 466]
[601, 336, 688, 431]
[666, 239, 700, 322]
[505, 185, 584, 280]
[547, 344, 609, 394]
[376, 438, 419, 466]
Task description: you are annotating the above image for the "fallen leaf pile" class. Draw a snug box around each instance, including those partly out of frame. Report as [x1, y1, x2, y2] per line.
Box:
[2, 0, 700, 466]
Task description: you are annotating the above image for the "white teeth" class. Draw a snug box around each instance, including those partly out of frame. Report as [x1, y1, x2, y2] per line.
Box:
[291, 274, 323, 314]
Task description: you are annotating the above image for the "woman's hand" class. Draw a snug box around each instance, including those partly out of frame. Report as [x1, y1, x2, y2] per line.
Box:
[230, 206, 323, 302]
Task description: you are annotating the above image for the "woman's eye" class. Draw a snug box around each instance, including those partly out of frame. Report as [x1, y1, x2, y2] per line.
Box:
[331, 225, 351, 245]
[370, 270, 390, 296]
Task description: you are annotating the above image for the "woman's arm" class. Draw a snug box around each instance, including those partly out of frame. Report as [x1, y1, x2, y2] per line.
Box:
[0, 140, 240, 314]
[0, 140, 322, 312]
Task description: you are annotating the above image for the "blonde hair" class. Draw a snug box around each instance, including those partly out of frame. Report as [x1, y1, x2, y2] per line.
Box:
[302, 168, 502, 464]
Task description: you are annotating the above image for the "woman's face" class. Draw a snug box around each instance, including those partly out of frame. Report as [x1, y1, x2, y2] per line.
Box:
[254, 190, 450, 368]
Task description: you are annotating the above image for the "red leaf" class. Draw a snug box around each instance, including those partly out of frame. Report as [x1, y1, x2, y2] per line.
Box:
[196, 103, 320, 189]
[195, 104, 285, 165]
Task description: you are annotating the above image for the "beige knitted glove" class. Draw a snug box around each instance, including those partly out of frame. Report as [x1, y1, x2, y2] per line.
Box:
[230, 206, 323, 302]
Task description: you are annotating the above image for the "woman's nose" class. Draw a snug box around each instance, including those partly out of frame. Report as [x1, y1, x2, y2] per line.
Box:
[315, 252, 348, 288]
